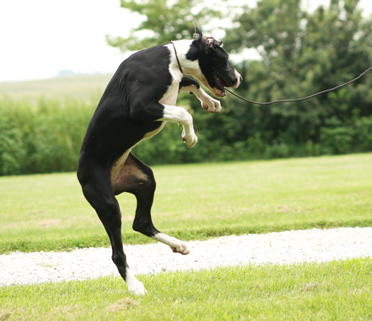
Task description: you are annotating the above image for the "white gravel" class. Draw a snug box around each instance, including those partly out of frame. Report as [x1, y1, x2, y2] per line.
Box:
[1, 227, 371, 286]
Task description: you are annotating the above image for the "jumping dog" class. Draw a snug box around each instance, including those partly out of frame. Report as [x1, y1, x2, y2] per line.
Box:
[77, 23, 242, 295]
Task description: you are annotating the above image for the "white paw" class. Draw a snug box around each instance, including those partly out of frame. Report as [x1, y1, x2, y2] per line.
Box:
[126, 269, 147, 296]
[171, 242, 190, 255]
[182, 129, 198, 148]
[202, 97, 221, 113]
[128, 280, 147, 296]
[152, 233, 191, 255]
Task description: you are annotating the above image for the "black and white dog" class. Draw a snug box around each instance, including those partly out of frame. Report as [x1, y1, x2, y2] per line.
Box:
[77, 23, 242, 295]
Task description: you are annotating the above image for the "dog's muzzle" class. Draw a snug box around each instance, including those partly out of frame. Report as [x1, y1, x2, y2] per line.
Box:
[233, 70, 243, 89]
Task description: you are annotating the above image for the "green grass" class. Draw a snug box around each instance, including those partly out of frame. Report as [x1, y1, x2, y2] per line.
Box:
[1, 258, 371, 320]
[0, 74, 111, 102]
[0, 153, 371, 253]
[1, 154, 371, 320]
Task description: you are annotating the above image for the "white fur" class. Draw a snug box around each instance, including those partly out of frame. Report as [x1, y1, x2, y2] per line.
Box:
[125, 267, 147, 296]
[152, 233, 190, 255]
[157, 105, 198, 147]
[179, 85, 222, 113]
[155, 41, 226, 147]
[165, 41, 217, 96]
[165, 40, 199, 72]
[234, 69, 242, 88]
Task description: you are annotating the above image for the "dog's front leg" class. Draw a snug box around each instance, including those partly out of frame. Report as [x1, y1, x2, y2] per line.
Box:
[157, 105, 198, 147]
[192, 87, 222, 113]
[179, 77, 221, 113]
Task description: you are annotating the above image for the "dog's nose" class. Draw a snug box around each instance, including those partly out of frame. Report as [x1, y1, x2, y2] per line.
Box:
[239, 75, 243, 83]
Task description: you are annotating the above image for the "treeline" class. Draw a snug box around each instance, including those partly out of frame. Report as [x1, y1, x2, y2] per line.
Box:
[0, 91, 371, 176]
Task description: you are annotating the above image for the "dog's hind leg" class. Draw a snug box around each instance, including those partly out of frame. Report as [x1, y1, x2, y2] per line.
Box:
[77, 163, 146, 295]
[112, 153, 190, 255]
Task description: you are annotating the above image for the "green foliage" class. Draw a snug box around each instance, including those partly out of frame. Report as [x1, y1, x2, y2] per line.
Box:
[222, 0, 372, 154]
[106, 0, 223, 51]
[0, 96, 94, 175]
[0, 93, 371, 175]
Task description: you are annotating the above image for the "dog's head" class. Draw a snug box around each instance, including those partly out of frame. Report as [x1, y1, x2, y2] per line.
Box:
[186, 23, 242, 98]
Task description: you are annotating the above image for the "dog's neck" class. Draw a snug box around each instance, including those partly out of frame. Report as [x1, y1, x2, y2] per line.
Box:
[168, 40, 198, 74]
[168, 40, 208, 86]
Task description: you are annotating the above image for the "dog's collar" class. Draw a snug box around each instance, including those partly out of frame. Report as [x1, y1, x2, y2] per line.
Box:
[171, 41, 184, 74]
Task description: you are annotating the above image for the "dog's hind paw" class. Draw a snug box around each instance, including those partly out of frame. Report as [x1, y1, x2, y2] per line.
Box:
[171, 242, 190, 255]
[152, 233, 191, 255]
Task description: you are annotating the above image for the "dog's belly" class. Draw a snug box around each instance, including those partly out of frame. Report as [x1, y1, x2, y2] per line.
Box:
[111, 149, 131, 186]
[110, 120, 166, 186]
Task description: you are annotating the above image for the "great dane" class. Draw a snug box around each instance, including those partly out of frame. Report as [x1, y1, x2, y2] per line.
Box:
[77, 23, 242, 295]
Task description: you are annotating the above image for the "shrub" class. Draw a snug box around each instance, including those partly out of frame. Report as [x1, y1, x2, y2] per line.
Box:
[0, 96, 94, 175]
[0, 95, 370, 176]
[320, 126, 354, 154]
[353, 116, 372, 152]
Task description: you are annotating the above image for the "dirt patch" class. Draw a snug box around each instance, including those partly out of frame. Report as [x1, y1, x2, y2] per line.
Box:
[108, 298, 139, 312]
[0, 311, 12, 321]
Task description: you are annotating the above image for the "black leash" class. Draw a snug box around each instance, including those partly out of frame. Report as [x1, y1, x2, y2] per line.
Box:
[171, 41, 184, 74]
[226, 66, 372, 105]
[171, 40, 372, 106]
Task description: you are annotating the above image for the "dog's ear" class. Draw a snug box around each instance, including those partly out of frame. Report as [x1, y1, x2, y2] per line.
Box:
[193, 22, 202, 41]
[206, 37, 223, 50]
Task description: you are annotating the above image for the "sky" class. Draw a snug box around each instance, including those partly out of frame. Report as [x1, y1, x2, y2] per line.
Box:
[1, 0, 371, 82]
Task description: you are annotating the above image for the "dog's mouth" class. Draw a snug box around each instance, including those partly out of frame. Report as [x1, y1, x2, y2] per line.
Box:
[214, 73, 227, 98]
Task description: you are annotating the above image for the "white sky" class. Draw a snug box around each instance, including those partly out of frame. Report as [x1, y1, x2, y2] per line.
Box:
[0, 0, 371, 82]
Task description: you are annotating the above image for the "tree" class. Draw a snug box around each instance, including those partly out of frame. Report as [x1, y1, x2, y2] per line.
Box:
[223, 0, 372, 150]
[106, 0, 224, 52]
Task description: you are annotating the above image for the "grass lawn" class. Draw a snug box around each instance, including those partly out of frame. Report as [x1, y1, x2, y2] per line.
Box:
[0, 153, 371, 253]
[1, 258, 371, 320]
[1, 154, 371, 320]
[0, 74, 111, 102]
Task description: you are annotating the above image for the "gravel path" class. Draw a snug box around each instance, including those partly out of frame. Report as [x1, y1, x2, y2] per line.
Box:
[1, 227, 371, 286]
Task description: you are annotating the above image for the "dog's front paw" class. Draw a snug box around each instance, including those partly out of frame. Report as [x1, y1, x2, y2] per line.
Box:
[202, 97, 221, 113]
[182, 130, 198, 148]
